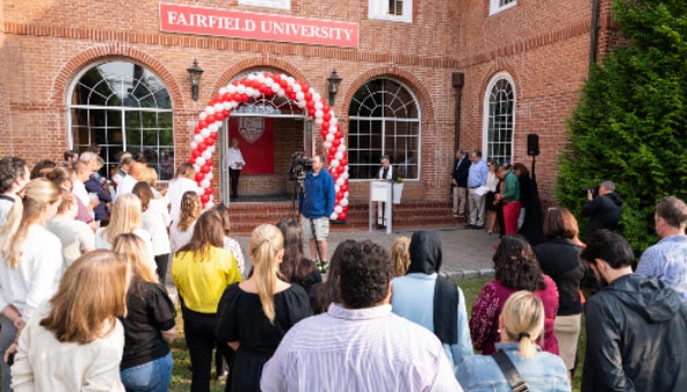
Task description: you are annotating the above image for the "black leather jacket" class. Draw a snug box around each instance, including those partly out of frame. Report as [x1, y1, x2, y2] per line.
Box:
[582, 274, 687, 391]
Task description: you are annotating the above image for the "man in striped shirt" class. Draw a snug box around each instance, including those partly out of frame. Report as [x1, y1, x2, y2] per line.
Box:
[261, 240, 463, 391]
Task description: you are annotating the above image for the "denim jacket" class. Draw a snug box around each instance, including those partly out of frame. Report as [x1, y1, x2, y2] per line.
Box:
[455, 343, 570, 392]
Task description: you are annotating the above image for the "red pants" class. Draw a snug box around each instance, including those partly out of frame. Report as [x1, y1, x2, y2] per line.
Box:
[502, 200, 521, 235]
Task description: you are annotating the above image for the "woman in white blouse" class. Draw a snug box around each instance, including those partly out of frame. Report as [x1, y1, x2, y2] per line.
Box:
[94, 193, 156, 273]
[132, 181, 172, 285]
[169, 191, 201, 254]
[484, 159, 500, 235]
[0, 178, 63, 392]
[167, 162, 200, 223]
[228, 138, 246, 201]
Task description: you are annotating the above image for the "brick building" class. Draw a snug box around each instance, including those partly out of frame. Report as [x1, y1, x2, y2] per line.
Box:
[0, 0, 616, 208]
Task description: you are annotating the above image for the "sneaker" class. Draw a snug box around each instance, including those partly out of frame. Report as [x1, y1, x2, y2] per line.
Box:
[317, 262, 329, 273]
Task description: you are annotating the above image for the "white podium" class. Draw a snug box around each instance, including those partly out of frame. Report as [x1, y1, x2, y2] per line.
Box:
[370, 180, 393, 234]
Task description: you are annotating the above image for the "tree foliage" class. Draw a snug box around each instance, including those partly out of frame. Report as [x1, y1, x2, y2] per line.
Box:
[556, 0, 687, 253]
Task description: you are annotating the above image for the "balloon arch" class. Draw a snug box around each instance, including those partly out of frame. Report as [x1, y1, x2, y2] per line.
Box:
[189, 72, 349, 221]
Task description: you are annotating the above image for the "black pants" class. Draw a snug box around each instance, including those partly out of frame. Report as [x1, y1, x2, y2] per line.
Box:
[181, 304, 233, 392]
[229, 168, 241, 198]
[154, 253, 169, 286]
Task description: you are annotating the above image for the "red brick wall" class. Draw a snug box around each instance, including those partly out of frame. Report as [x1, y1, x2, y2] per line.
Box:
[0, 0, 614, 204]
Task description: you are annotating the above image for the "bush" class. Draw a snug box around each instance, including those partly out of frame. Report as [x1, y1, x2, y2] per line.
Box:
[556, 0, 687, 254]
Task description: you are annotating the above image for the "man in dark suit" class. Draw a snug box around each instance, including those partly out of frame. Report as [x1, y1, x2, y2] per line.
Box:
[452, 150, 470, 218]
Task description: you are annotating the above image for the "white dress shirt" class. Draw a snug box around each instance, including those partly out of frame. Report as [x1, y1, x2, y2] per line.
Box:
[169, 220, 195, 254]
[115, 175, 138, 200]
[228, 147, 246, 170]
[261, 303, 462, 392]
[141, 198, 171, 256]
[0, 225, 63, 322]
[167, 177, 200, 223]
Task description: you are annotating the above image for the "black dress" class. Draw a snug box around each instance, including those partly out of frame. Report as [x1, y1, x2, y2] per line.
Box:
[215, 283, 313, 392]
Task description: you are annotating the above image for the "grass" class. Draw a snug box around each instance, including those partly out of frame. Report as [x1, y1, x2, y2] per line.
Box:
[169, 277, 585, 391]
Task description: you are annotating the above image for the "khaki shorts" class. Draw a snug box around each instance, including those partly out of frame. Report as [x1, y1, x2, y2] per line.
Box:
[301, 215, 330, 241]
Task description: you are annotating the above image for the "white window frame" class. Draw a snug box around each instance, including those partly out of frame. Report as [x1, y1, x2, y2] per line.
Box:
[489, 0, 517, 16]
[482, 72, 516, 164]
[368, 0, 413, 23]
[238, 0, 290, 10]
[348, 78, 421, 181]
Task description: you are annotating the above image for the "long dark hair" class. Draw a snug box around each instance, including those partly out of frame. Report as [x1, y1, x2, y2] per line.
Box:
[312, 240, 357, 314]
[276, 218, 315, 285]
[493, 235, 546, 291]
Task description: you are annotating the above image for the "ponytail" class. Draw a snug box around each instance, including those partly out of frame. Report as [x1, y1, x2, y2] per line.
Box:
[249, 224, 284, 324]
[501, 290, 545, 359]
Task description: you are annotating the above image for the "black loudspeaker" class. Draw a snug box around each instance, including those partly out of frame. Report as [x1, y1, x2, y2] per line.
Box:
[527, 134, 540, 156]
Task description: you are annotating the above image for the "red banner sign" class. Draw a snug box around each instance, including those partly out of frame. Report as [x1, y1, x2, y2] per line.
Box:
[160, 3, 359, 48]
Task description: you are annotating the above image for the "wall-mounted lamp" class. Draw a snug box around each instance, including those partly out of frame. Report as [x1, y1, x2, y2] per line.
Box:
[186, 59, 204, 101]
[327, 69, 342, 106]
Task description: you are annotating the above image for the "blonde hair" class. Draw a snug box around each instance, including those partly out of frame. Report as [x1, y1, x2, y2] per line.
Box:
[57, 193, 77, 215]
[40, 250, 130, 343]
[177, 191, 201, 232]
[112, 233, 158, 284]
[141, 167, 158, 188]
[390, 236, 411, 277]
[1, 178, 61, 268]
[501, 290, 545, 359]
[103, 194, 142, 244]
[249, 224, 284, 324]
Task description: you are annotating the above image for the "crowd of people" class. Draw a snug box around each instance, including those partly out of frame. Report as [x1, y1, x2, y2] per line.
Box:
[0, 150, 686, 392]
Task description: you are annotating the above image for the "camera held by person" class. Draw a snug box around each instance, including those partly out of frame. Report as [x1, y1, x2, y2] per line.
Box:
[581, 180, 624, 238]
[289, 152, 313, 183]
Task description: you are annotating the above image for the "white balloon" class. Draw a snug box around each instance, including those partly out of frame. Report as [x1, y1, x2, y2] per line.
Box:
[331, 118, 338, 126]
[323, 141, 331, 149]
[341, 198, 349, 207]
[335, 152, 343, 160]
[315, 118, 323, 126]
[315, 110, 324, 119]
[196, 157, 206, 167]
[229, 102, 238, 109]
[237, 85, 246, 94]
[219, 87, 227, 95]
[194, 134, 204, 143]
[206, 172, 213, 180]
[334, 206, 342, 214]
[207, 145, 216, 153]
[335, 185, 340, 193]
[194, 164, 201, 173]
[330, 159, 339, 168]
[329, 126, 337, 135]
[315, 102, 323, 110]
[312, 93, 321, 102]
[336, 177, 344, 186]
[190, 141, 198, 149]
[341, 172, 349, 180]
[247, 73, 256, 80]
[256, 74, 265, 83]
[293, 84, 302, 92]
[202, 151, 211, 160]
[326, 134, 335, 142]
[287, 76, 295, 85]
[296, 92, 305, 101]
[199, 112, 207, 121]
[201, 179, 210, 188]
[209, 123, 219, 132]
[245, 87, 255, 97]
[223, 102, 232, 110]
[200, 128, 209, 138]
[205, 106, 215, 115]
[330, 212, 338, 220]
[227, 85, 237, 94]
[214, 103, 223, 112]
[338, 145, 346, 153]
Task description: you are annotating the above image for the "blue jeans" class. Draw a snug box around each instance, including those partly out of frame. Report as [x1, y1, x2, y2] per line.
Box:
[120, 353, 173, 392]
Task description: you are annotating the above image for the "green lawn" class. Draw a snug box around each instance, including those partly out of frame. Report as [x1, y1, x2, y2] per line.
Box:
[169, 277, 585, 391]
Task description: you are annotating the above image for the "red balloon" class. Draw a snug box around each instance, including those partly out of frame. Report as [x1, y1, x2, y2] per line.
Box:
[206, 159, 214, 167]
[301, 83, 310, 92]
[336, 166, 344, 175]
[336, 191, 344, 200]
[206, 114, 215, 123]
[332, 139, 341, 147]
[322, 103, 331, 113]
[197, 142, 207, 151]
[189, 156, 197, 164]
[201, 194, 210, 203]
[335, 131, 343, 139]
[328, 154, 335, 163]
[204, 187, 213, 196]
[304, 92, 312, 101]
[201, 165, 211, 174]
[308, 108, 316, 117]
[340, 159, 348, 167]
[338, 212, 347, 221]
[323, 112, 332, 122]
[198, 120, 208, 129]
[191, 150, 200, 158]
[194, 127, 201, 135]
[322, 122, 330, 131]
[341, 184, 348, 193]
[195, 173, 204, 182]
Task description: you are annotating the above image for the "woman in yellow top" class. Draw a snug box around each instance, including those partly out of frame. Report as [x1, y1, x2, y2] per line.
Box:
[172, 209, 242, 392]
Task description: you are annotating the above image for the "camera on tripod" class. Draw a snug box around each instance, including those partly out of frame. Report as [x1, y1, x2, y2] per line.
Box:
[289, 152, 313, 182]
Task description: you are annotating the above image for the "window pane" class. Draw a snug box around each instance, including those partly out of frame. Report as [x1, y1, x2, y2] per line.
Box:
[486, 78, 514, 164]
[347, 78, 420, 179]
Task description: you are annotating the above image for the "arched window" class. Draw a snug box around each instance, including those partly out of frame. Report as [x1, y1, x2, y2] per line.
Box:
[69, 61, 174, 180]
[348, 78, 420, 180]
[483, 73, 515, 164]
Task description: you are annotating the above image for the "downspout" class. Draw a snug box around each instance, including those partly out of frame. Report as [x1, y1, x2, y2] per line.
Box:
[452, 72, 465, 152]
[590, 0, 601, 67]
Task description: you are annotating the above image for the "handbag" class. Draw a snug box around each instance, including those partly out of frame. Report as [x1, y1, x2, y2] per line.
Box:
[492, 349, 530, 392]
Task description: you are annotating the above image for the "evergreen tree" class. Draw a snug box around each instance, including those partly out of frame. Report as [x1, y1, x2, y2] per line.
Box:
[556, 0, 687, 253]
